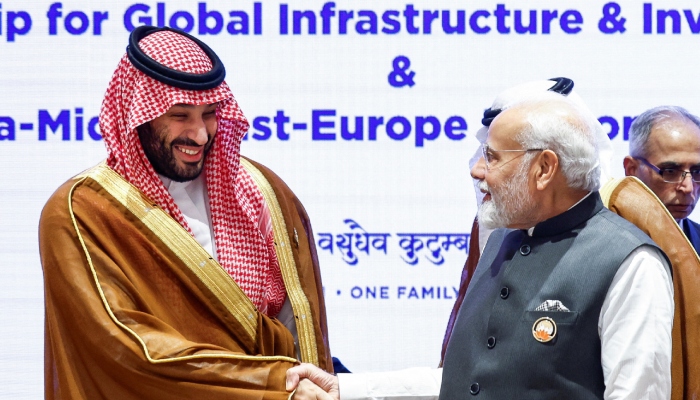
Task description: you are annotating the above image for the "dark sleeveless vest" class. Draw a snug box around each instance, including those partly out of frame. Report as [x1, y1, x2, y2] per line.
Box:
[439, 192, 661, 400]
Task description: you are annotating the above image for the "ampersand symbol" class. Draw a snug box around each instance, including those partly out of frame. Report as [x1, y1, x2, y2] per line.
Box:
[599, 2, 627, 33]
[388, 56, 415, 88]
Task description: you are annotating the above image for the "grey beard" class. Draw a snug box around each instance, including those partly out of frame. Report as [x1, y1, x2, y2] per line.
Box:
[477, 160, 535, 230]
[478, 199, 508, 230]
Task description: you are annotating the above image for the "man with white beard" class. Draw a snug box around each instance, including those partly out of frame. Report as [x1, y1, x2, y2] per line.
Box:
[440, 94, 673, 399]
[287, 93, 674, 400]
[475, 159, 531, 229]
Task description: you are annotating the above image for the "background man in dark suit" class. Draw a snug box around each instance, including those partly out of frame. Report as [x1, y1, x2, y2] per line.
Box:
[624, 106, 700, 253]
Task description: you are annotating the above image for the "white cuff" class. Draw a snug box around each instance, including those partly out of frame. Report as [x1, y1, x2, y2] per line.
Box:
[337, 368, 442, 400]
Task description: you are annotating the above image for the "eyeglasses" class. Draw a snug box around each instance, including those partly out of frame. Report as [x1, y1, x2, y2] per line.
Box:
[635, 157, 700, 183]
[482, 144, 545, 169]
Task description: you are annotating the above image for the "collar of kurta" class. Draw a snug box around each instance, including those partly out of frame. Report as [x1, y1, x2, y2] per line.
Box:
[528, 191, 603, 238]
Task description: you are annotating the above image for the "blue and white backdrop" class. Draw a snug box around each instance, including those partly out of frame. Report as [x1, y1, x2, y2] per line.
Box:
[3, 0, 700, 397]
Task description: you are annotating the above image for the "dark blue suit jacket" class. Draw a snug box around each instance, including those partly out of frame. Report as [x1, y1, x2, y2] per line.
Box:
[683, 218, 700, 255]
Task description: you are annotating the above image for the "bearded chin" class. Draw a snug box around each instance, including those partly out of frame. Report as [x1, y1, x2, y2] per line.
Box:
[478, 199, 510, 230]
[477, 163, 534, 230]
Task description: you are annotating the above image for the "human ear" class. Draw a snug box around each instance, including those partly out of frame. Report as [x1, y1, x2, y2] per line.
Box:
[534, 150, 559, 191]
[623, 156, 638, 177]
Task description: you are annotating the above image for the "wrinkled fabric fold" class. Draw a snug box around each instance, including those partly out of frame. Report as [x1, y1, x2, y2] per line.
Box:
[602, 176, 700, 400]
[40, 161, 332, 399]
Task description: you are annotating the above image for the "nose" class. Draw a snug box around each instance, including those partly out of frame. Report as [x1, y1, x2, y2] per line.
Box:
[677, 172, 696, 194]
[471, 155, 487, 180]
[188, 117, 209, 146]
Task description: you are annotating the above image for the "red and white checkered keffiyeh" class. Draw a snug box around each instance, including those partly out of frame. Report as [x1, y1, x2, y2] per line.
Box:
[99, 30, 285, 316]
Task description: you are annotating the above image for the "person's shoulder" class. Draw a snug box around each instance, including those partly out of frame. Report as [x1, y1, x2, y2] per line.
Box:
[41, 163, 110, 218]
[240, 156, 298, 197]
[596, 206, 645, 232]
[596, 206, 655, 245]
[43, 167, 93, 207]
[686, 217, 700, 232]
[241, 156, 282, 181]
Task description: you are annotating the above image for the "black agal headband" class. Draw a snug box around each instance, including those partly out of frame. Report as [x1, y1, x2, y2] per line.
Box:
[481, 77, 575, 127]
[126, 26, 226, 90]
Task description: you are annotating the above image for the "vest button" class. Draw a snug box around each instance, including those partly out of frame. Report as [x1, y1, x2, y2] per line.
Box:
[519, 244, 531, 256]
[487, 336, 496, 348]
[470, 382, 480, 395]
[500, 286, 509, 299]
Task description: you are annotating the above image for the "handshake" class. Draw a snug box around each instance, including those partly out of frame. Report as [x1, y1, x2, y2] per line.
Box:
[286, 363, 340, 400]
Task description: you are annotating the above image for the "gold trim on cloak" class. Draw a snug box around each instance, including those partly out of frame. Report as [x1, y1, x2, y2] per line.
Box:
[241, 158, 320, 366]
[71, 162, 296, 364]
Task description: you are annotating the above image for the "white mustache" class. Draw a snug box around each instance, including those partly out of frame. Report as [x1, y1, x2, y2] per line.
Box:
[478, 180, 490, 193]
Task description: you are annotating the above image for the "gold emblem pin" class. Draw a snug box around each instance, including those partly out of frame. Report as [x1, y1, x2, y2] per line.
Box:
[532, 317, 557, 343]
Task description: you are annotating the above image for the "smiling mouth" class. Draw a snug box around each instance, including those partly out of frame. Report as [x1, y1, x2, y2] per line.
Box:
[175, 146, 201, 155]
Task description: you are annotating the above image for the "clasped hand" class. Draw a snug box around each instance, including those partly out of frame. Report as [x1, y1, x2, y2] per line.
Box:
[286, 363, 340, 400]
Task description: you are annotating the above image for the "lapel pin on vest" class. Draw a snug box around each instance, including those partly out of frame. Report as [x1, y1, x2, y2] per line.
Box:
[532, 317, 557, 343]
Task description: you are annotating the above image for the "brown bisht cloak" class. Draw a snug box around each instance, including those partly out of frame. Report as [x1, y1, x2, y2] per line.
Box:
[40, 159, 332, 399]
[600, 176, 700, 400]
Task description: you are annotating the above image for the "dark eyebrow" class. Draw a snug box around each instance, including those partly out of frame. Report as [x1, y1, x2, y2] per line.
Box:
[656, 162, 681, 169]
